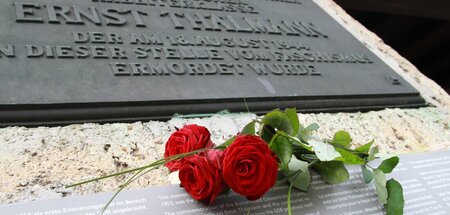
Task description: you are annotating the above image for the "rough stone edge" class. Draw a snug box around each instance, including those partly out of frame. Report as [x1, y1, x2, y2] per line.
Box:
[314, 0, 450, 110]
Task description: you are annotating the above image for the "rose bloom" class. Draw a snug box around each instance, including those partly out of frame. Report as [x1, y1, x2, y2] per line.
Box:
[164, 124, 213, 171]
[179, 151, 224, 204]
[222, 135, 279, 200]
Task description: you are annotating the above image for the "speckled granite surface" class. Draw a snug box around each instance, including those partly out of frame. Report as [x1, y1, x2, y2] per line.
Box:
[1, 0, 449, 204]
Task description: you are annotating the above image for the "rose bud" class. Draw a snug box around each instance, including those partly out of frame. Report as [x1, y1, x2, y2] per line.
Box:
[164, 124, 213, 171]
[204, 149, 224, 170]
[179, 154, 224, 204]
[222, 135, 278, 200]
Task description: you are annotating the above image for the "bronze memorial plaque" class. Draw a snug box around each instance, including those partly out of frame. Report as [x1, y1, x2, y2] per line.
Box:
[0, 0, 425, 126]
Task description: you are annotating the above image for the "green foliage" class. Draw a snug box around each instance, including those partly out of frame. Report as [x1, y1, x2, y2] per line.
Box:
[355, 140, 374, 154]
[373, 169, 388, 204]
[242, 121, 256, 135]
[284, 157, 311, 191]
[378, 156, 399, 174]
[271, 136, 293, 170]
[306, 123, 320, 131]
[368, 146, 379, 161]
[335, 148, 365, 164]
[332, 131, 352, 148]
[284, 108, 300, 136]
[292, 144, 313, 155]
[385, 179, 404, 215]
[313, 161, 349, 184]
[275, 131, 313, 152]
[298, 123, 319, 142]
[259, 124, 276, 143]
[309, 140, 341, 161]
[361, 165, 374, 183]
[262, 110, 294, 135]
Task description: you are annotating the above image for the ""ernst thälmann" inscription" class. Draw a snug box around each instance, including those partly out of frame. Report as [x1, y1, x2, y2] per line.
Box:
[0, 0, 425, 126]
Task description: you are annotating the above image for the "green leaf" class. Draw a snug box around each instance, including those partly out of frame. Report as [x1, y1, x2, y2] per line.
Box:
[378, 156, 399, 174]
[368, 146, 379, 161]
[262, 110, 294, 135]
[384, 179, 404, 215]
[355, 140, 374, 154]
[242, 121, 256, 135]
[292, 142, 313, 154]
[286, 169, 311, 192]
[271, 136, 293, 170]
[335, 148, 365, 164]
[361, 165, 374, 183]
[306, 123, 319, 131]
[373, 169, 388, 204]
[259, 125, 276, 143]
[312, 161, 349, 184]
[309, 140, 341, 161]
[284, 108, 300, 136]
[276, 131, 313, 152]
[332, 130, 352, 148]
[298, 123, 319, 142]
[288, 156, 309, 172]
[284, 157, 311, 191]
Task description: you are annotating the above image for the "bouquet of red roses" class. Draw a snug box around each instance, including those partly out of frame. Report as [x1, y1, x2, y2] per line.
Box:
[69, 108, 404, 215]
[164, 124, 279, 204]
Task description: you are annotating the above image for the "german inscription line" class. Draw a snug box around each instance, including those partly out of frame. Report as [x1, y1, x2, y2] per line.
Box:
[0, 1, 374, 76]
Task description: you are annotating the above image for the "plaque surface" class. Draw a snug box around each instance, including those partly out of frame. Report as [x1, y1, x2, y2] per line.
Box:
[2, 150, 450, 214]
[0, 0, 425, 126]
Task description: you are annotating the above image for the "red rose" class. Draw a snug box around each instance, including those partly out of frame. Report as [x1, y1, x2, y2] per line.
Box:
[222, 135, 278, 200]
[164, 124, 213, 171]
[179, 154, 224, 204]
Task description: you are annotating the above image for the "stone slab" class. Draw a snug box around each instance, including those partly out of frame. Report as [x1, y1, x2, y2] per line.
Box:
[0, 0, 425, 126]
[2, 150, 450, 215]
[1, 107, 449, 205]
